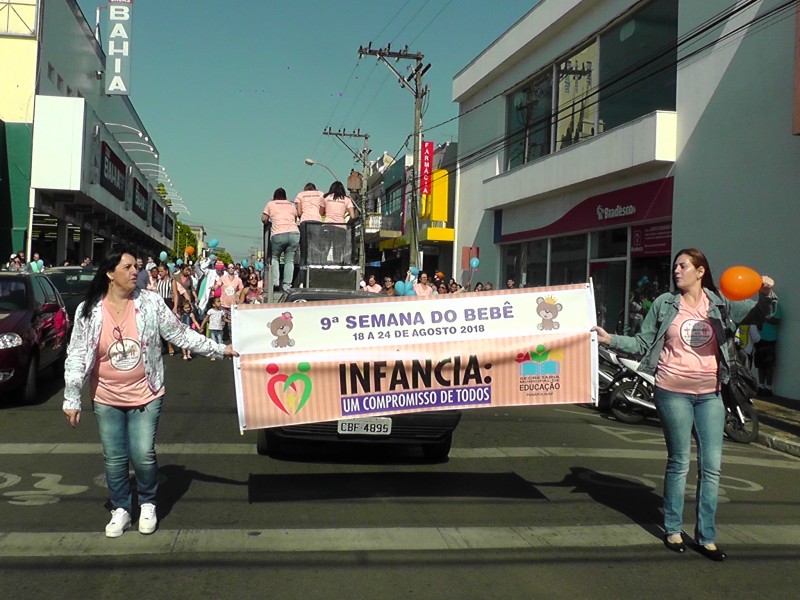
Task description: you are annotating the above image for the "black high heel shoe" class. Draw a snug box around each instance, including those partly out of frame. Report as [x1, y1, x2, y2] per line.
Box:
[697, 544, 727, 562]
[664, 534, 686, 553]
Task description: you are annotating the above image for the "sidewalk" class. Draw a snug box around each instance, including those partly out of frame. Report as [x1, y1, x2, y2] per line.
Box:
[753, 394, 800, 458]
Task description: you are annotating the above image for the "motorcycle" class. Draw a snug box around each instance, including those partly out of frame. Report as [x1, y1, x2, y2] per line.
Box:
[605, 351, 760, 443]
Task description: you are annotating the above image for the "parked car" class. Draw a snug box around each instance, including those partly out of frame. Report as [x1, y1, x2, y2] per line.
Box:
[0, 272, 69, 403]
[45, 266, 98, 322]
[256, 288, 462, 460]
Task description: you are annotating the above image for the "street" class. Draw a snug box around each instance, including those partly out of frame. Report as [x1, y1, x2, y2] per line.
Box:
[1, 357, 799, 600]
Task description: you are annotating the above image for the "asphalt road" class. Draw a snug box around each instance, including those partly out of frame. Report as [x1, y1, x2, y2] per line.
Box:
[1, 356, 800, 600]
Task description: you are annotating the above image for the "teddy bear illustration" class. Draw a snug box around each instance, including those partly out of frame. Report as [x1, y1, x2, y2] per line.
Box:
[536, 296, 562, 330]
[269, 311, 295, 348]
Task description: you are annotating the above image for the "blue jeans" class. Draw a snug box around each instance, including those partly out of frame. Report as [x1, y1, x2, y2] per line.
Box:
[654, 387, 725, 545]
[270, 232, 300, 287]
[210, 330, 223, 344]
[93, 397, 163, 514]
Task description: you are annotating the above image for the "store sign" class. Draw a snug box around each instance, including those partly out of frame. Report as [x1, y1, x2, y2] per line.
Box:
[100, 142, 126, 201]
[132, 178, 149, 220]
[151, 200, 164, 233]
[420, 141, 434, 195]
[630, 222, 672, 257]
[105, 0, 133, 95]
[501, 177, 674, 243]
[164, 214, 174, 241]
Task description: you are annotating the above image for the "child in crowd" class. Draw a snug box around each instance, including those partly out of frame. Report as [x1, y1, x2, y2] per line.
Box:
[179, 300, 202, 360]
[201, 296, 228, 361]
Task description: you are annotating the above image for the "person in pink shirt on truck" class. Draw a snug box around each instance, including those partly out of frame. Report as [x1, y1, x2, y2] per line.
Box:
[322, 181, 355, 264]
[295, 183, 325, 265]
[261, 187, 299, 291]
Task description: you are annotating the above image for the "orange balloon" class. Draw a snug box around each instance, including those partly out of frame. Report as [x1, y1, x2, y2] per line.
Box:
[185, 246, 195, 256]
[719, 266, 761, 301]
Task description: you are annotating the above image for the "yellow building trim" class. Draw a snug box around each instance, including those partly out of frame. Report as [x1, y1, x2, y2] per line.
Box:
[0, 37, 38, 122]
[419, 227, 455, 242]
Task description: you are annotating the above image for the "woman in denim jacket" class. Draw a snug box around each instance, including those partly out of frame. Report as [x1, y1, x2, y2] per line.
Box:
[62, 249, 237, 538]
[593, 248, 776, 561]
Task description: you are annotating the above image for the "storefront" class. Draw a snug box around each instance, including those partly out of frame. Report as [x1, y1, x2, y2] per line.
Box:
[499, 177, 673, 332]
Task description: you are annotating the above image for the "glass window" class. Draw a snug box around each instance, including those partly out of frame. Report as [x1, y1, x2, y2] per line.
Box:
[556, 41, 598, 151]
[31, 277, 46, 307]
[506, 71, 553, 170]
[501, 244, 522, 285]
[550, 234, 587, 285]
[598, 0, 677, 131]
[524, 239, 548, 287]
[590, 227, 627, 259]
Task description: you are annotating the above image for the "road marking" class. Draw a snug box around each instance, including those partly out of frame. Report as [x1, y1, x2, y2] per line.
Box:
[0, 443, 798, 468]
[1, 524, 798, 557]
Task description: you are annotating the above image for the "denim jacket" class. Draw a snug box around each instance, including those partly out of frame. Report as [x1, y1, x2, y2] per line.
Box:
[63, 289, 226, 411]
[609, 288, 776, 383]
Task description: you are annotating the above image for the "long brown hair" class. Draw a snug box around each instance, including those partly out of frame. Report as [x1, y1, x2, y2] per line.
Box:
[672, 248, 718, 293]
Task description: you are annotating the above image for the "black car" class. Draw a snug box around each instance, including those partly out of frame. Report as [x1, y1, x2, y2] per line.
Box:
[0, 272, 69, 403]
[45, 266, 98, 322]
[256, 288, 462, 460]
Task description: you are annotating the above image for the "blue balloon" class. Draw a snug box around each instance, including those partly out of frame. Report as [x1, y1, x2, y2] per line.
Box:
[159, 251, 168, 262]
[208, 239, 219, 248]
[209, 254, 216, 262]
[256, 261, 263, 270]
[410, 267, 419, 277]
[167, 262, 175, 273]
[241, 259, 249, 268]
[404, 288, 417, 296]
[394, 281, 406, 295]
[469, 257, 480, 269]
[176, 259, 183, 266]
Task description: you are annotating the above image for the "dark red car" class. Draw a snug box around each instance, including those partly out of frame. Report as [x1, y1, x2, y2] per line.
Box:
[0, 272, 69, 403]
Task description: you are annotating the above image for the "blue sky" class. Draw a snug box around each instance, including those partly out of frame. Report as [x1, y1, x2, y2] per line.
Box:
[76, 0, 538, 259]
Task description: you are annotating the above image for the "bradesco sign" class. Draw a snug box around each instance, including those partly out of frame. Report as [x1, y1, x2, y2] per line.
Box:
[232, 285, 598, 432]
[105, 0, 134, 95]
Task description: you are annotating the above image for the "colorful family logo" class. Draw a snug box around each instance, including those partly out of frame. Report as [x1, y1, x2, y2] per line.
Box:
[515, 345, 563, 376]
[265, 362, 313, 415]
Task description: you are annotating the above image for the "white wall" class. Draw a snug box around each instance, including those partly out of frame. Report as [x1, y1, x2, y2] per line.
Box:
[674, 0, 800, 398]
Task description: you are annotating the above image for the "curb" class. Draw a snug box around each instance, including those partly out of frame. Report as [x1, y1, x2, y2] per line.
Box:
[757, 429, 800, 459]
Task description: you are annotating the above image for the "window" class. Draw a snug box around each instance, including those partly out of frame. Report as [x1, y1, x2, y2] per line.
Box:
[31, 277, 46, 308]
[556, 41, 598, 151]
[524, 239, 548, 287]
[506, 70, 553, 169]
[550, 234, 587, 285]
[57, 75, 64, 92]
[0, 0, 38, 37]
[590, 228, 627, 259]
[47, 63, 55, 83]
[598, 0, 678, 131]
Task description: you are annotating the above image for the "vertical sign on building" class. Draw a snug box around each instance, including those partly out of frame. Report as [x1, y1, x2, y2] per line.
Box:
[420, 140, 434, 195]
[105, 0, 133, 95]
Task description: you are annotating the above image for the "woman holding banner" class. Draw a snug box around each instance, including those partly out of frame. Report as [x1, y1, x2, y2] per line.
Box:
[62, 249, 237, 538]
[592, 248, 776, 561]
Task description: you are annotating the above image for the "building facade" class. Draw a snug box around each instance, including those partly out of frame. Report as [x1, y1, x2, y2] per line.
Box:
[453, 0, 798, 399]
[0, 0, 173, 265]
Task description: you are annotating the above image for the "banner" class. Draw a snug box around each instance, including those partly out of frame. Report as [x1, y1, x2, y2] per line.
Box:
[105, 0, 134, 95]
[232, 284, 599, 432]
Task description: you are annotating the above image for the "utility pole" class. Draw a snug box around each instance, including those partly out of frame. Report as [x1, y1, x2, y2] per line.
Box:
[357, 43, 430, 269]
[322, 127, 370, 276]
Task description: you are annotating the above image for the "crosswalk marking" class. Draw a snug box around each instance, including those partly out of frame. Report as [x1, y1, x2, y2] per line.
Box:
[1, 524, 798, 557]
[1, 443, 798, 469]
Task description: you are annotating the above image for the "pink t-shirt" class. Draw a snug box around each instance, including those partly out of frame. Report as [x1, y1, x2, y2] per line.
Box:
[92, 299, 161, 406]
[295, 190, 325, 223]
[219, 273, 243, 309]
[656, 293, 719, 394]
[263, 199, 299, 235]
[365, 283, 382, 293]
[413, 282, 434, 296]
[323, 194, 354, 224]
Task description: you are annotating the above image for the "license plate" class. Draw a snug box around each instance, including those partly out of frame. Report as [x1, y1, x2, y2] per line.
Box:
[337, 417, 392, 436]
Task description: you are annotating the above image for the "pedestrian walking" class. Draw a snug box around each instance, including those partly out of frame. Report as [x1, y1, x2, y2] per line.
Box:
[592, 248, 776, 561]
[61, 249, 236, 538]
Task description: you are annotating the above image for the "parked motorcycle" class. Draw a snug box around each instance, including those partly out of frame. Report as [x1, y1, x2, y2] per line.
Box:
[723, 397, 759, 443]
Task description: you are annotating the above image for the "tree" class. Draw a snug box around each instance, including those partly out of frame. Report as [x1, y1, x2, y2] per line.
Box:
[172, 219, 198, 260]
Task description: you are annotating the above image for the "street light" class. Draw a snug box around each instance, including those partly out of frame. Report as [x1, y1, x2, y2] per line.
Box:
[126, 149, 159, 159]
[304, 158, 339, 182]
[106, 122, 149, 142]
[120, 141, 155, 151]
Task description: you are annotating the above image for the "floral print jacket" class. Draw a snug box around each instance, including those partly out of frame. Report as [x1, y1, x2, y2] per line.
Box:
[63, 289, 225, 411]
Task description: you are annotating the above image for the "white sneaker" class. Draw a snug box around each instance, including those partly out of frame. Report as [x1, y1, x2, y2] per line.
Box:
[138, 503, 157, 534]
[105, 508, 132, 538]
